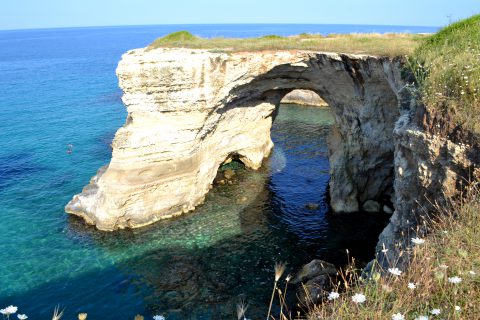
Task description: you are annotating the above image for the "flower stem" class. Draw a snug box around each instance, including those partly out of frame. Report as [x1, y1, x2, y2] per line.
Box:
[267, 280, 278, 320]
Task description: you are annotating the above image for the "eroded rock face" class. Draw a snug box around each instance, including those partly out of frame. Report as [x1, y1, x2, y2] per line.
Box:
[66, 48, 403, 230]
[376, 87, 480, 268]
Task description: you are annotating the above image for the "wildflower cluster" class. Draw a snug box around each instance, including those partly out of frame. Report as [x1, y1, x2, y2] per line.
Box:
[0, 306, 27, 319]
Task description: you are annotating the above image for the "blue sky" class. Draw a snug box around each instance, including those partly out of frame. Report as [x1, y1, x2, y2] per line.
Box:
[1, 0, 479, 30]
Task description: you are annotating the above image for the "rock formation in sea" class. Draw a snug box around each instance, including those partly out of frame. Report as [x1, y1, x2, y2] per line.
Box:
[66, 48, 403, 230]
[66, 47, 478, 269]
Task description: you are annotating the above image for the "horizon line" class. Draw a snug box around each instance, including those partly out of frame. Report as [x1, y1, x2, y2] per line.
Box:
[0, 22, 442, 33]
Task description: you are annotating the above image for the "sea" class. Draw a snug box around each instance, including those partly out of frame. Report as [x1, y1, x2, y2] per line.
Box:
[0, 24, 438, 319]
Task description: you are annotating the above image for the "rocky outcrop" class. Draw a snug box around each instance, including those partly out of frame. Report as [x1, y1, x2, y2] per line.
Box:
[66, 48, 404, 230]
[292, 259, 338, 306]
[280, 89, 329, 107]
[292, 259, 337, 284]
[376, 86, 480, 268]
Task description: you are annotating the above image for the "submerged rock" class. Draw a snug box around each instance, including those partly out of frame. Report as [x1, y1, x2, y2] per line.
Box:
[305, 203, 320, 210]
[383, 205, 394, 214]
[362, 200, 381, 213]
[236, 196, 248, 204]
[223, 169, 236, 180]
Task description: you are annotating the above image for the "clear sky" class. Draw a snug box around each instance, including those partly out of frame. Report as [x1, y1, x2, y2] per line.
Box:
[1, 0, 479, 30]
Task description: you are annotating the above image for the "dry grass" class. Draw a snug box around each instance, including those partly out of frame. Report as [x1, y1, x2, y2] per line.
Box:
[148, 31, 427, 57]
[306, 184, 480, 320]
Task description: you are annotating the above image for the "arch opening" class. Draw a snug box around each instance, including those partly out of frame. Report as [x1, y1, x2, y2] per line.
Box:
[268, 89, 335, 234]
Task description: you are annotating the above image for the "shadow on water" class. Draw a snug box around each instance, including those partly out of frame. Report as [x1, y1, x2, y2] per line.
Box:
[1, 182, 291, 319]
[1, 196, 387, 320]
[0, 105, 389, 320]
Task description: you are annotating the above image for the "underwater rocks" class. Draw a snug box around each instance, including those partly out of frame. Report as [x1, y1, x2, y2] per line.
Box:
[223, 169, 236, 180]
[362, 200, 381, 213]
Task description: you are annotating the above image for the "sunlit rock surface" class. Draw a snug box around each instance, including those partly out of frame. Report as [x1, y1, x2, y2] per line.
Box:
[66, 48, 404, 230]
[280, 89, 328, 107]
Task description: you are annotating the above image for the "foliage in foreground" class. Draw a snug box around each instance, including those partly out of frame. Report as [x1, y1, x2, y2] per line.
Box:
[0, 305, 166, 320]
[408, 14, 480, 134]
[305, 184, 480, 320]
[149, 31, 425, 57]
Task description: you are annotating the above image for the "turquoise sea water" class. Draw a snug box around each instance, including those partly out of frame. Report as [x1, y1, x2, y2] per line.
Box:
[0, 25, 437, 319]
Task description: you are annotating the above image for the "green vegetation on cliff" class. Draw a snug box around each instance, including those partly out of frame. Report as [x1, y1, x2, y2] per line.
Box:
[409, 14, 480, 134]
[149, 31, 425, 57]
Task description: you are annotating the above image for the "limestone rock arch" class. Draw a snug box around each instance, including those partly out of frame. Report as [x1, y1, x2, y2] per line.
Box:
[66, 48, 404, 230]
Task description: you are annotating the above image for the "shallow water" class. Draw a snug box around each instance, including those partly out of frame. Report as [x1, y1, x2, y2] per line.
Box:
[0, 25, 429, 319]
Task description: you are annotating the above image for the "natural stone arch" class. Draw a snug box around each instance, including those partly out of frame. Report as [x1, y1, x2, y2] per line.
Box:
[66, 48, 404, 230]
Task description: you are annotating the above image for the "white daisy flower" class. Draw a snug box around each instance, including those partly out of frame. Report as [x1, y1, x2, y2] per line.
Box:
[327, 291, 340, 300]
[411, 237, 425, 245]
[392, 312, 405, 320]
[455, 305, 461, 311]
[408, 282, 416, 290]
[388, 268, 402, 276]
[0, 306, 18, 315]
[448, 276, 462, 284]
[351, 293, 366, 304]
[17, 315, 28, 320]
[414, 316, 429, 320]
[153, 316, 165, 320]
[430, 308, 441, 315]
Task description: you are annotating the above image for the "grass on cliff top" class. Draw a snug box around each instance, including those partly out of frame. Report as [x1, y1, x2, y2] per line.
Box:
[148, 31, 426, 57]
[297, 184, 480, 320]
[409, 14, 480, 134]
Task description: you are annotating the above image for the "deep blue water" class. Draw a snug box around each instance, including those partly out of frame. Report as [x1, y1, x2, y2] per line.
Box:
[0, 25, 435, 319]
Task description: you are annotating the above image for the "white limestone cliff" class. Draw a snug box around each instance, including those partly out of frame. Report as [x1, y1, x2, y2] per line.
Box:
[66, 48, 404, 230]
